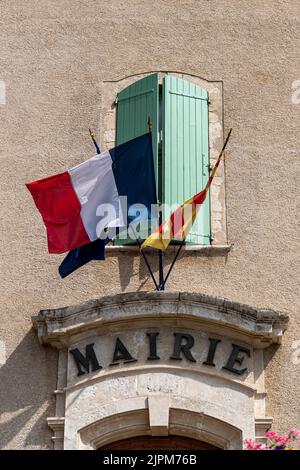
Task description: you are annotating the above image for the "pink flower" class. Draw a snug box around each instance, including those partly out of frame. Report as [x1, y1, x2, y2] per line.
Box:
[244, 439, 263, 450]
[288, 428, 300, 439]
[265, 431, 279, 439]
[276, 436, 290, 445]
[259, 444, 271, 450]
[244, 429, 300, 451]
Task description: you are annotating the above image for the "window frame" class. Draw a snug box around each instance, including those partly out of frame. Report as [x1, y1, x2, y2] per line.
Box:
[100, 72, 228, 248]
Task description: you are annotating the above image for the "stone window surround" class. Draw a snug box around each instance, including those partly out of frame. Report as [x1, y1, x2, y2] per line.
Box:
[99, 70, 229, 251]
[32, 291, 289, 450]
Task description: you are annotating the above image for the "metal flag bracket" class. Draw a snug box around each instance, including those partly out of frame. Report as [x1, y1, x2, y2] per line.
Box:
[135, 128, 232, 291]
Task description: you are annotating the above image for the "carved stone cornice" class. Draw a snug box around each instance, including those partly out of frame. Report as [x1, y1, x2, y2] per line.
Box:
[32, 291, 288, 349]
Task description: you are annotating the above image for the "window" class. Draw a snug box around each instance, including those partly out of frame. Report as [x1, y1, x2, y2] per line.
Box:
[115, 73, 211, 246]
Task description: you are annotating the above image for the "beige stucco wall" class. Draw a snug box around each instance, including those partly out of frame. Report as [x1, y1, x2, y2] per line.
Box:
[0, 0, 299, 449]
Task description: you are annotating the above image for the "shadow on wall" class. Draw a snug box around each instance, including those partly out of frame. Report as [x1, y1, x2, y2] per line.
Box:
[117, 253, 135, 291]
[117, 252, 156, 291]
[117, 252, 170, 291]
[116, 249, 229, 292]
[0, 329, 57, 449]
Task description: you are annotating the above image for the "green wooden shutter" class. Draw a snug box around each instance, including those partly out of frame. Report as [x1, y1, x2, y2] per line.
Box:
[162, 76, 210, 245]
[114, 73, 159, 245]
[116, 73, 159, 180]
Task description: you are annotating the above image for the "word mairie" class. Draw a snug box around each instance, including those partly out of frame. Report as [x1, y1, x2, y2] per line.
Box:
[70, 332, 251, 378]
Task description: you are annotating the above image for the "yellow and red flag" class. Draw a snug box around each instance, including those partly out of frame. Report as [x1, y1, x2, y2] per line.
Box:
[141, 129, 231, 251]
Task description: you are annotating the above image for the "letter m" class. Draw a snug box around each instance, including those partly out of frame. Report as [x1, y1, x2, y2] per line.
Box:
[70, 343, 102, 376]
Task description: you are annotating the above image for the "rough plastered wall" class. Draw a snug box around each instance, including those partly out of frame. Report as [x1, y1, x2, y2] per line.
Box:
[0, 0, 299, 449]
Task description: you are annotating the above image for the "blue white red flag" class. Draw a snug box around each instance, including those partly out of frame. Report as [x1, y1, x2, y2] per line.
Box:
[27, 133, 157, 254]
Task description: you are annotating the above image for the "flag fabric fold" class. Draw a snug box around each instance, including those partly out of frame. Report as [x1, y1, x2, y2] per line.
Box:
[26, 133, 157, 254]
[58, 130, 104, 279]
[58, 237, 110, 278]
[141, 143, 225, 251]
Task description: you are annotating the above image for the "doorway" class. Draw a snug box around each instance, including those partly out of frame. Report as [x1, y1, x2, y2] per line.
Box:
[98, 435, 221, 450]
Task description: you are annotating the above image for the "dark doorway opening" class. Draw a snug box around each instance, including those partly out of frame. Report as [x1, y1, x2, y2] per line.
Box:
[98, 435, 221, 450]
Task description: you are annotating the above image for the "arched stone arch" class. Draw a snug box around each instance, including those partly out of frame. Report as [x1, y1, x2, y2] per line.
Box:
[78, 404, 242, 450]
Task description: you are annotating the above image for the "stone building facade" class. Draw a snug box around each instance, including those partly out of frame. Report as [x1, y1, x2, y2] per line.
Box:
[0, 0, 299, 450]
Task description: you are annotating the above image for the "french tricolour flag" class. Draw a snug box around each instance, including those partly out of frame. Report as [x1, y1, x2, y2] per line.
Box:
[27, 133, 157, 254]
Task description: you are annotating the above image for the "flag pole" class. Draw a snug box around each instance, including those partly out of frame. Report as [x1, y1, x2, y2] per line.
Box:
[158, 237, 164, 290]
[125, 116, 160, 291]
[161, 242, 183, 289]
[160, 128, 233, 290]
[147, 116, 164, 291]
[89, 127, 159, 289]
[130, 225, 159, 291]
[89, 128, 101, 154]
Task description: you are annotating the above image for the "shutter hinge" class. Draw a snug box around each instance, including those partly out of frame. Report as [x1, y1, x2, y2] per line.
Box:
[158, 130, 163, 143]
[114, 96, 118, 105]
